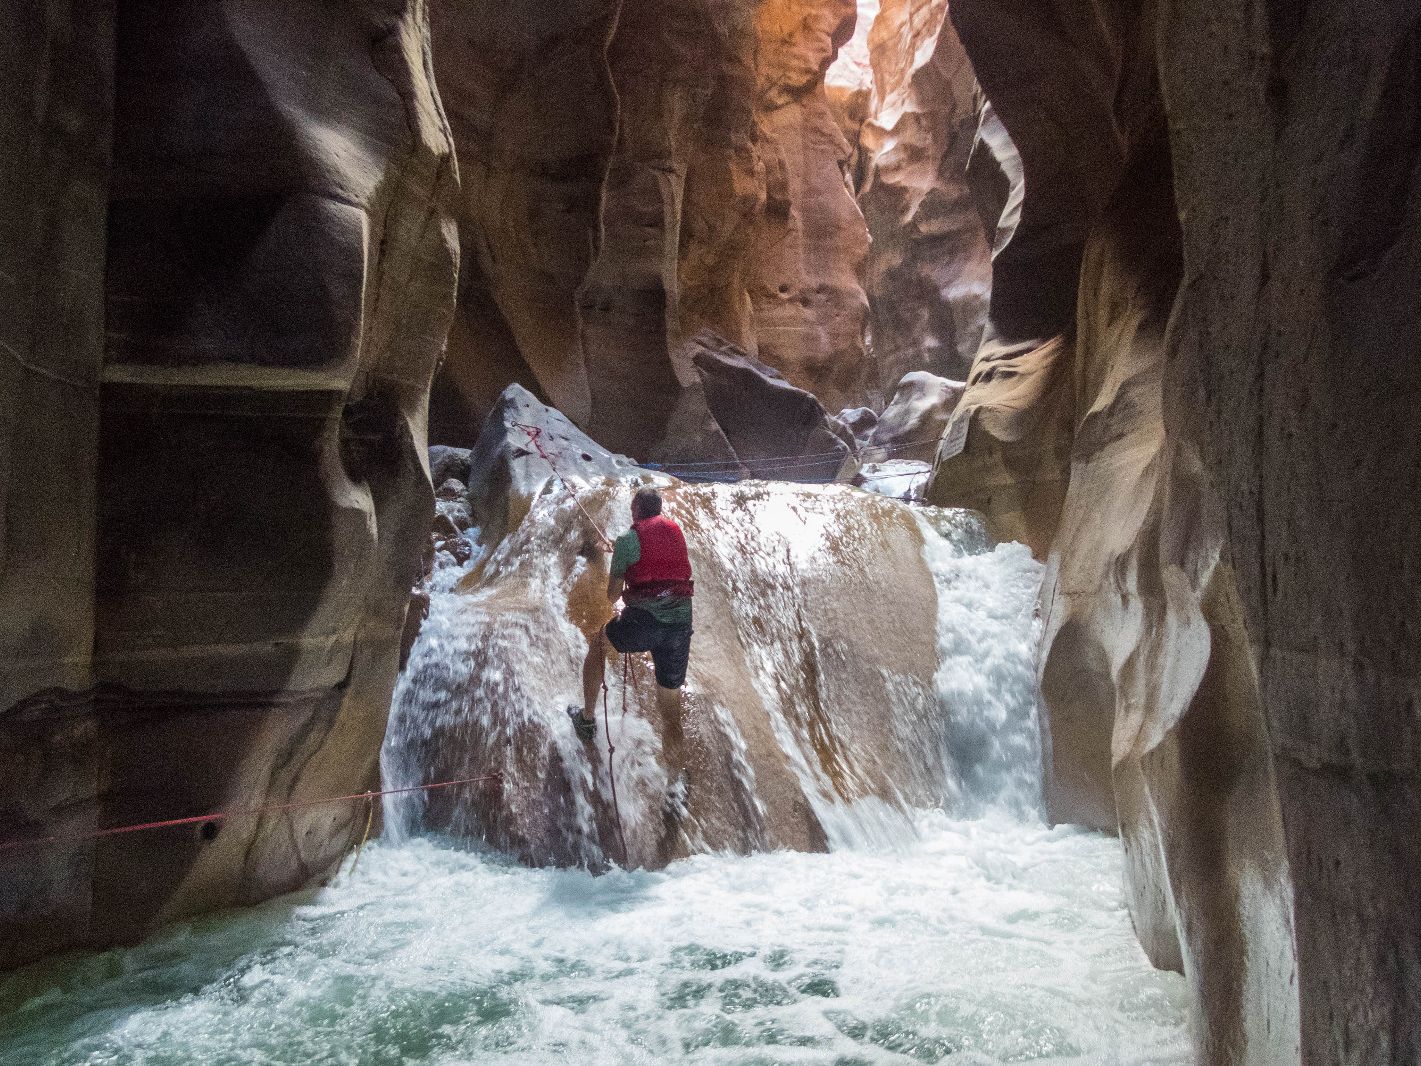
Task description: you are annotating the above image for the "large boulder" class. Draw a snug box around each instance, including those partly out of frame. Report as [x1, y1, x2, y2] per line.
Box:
[464, 385, 643, 550]
[681, 334, 858, 483]
[863, 370, 964, 464]
[385, 392, 1034, 870]
[0, 0, 458, 969]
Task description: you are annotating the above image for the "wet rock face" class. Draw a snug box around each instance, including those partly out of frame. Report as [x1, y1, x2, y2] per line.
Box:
[386, 394, 994, 870]
[428, 0, 871, 454]
[936, 0, 1420, 1060]
[0, 0, 458, 969]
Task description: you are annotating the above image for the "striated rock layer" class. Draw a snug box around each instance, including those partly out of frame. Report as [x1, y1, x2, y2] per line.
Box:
[934, 0, 1420, 1061]
[430, 0, 870, 455]
[0, 0, 458, 969]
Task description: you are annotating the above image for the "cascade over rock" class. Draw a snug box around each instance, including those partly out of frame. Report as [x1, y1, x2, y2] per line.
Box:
[384, 388, 1043, 870]
[0, 0, 458, 969]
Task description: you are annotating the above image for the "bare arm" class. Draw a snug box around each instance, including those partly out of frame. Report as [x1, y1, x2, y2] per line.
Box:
[607, 572, 624, 604]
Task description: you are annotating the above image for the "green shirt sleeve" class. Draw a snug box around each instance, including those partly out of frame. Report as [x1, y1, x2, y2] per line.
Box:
[609, 530, 640, 581]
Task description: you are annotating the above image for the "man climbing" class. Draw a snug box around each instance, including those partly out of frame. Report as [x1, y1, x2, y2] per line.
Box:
[568, 487, 694, 813]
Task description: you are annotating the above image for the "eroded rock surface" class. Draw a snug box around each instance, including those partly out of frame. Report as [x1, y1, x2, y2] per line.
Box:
[852, 0, 991, 387]
[430, 0, 870, 454]
[1160, 5, 1421, 1061]
[1, 0, 458, 969]
[931, 0, 1299, 1059]
[932, 0, 1420, 1061]
[926, 336, 1072, 558]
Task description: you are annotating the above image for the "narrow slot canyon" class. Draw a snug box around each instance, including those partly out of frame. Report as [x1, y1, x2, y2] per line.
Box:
[1, 2, 1417, 1064]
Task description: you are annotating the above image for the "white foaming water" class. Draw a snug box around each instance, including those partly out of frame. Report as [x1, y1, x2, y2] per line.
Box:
[0, 483, 1193, 1063]
[916, 511, 1047, 820]
[0, 821, 1189, 1065]
[859, 460, 933, 501]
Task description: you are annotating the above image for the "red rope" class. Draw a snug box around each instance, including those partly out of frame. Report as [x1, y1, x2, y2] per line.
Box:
[512, 420, 631, 866]
[511, 422, 612, 547]
[0, 774, 501, 855]
[600, 661, 631, 866]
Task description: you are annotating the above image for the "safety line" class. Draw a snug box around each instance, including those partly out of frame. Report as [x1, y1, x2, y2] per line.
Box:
[512, 420, 632, 865]
[648, 433, 946, 471]
[0, 774, 501, 854]
[599, 657, 631, 866]
[511, 421, 614, 546]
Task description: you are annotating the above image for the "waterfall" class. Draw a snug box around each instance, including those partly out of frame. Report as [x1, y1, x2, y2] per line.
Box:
[916, 510, 1046, 819]
[5, 482, 1192, 1066]
[382, 478, 1045, 866]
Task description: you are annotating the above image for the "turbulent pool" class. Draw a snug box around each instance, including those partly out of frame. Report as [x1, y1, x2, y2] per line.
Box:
[1, 481, 1191, 1063]
[0, 817, 1188, 1065]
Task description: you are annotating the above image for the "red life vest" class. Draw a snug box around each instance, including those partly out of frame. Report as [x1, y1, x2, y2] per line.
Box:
[624, 515, 694, 600]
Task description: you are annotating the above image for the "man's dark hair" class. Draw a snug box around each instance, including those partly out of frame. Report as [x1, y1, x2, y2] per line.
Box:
[632, 487, 663, 518]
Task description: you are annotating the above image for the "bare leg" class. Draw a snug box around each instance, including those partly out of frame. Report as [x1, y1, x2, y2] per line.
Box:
[580, 628, 606, 724]
[656, 683, 687, 777]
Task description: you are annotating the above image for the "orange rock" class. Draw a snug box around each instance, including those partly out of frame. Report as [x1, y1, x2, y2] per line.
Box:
[854, 0, 992, 388]
[430, 0, 872, 455]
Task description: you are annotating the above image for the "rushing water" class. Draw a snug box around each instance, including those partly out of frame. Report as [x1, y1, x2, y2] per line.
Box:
[0, 481, 1192, 1063]
[0, 820, 1188, 1065]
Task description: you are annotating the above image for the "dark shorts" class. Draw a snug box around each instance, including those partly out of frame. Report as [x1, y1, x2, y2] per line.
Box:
[605, 607, 693, 689]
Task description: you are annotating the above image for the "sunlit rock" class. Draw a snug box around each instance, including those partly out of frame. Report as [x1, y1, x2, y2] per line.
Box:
[829, 0, 992, 388]
[428, 0, 871, 454]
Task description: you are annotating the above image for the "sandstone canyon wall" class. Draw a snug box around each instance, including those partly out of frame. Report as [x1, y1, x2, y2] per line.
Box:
[0, 0, 459, 969]
[934, 0, 1419, 1062]
[1159, 4, 1421, 1061]
[829, 0, 991, 390]
[429, 0, 872, 455]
